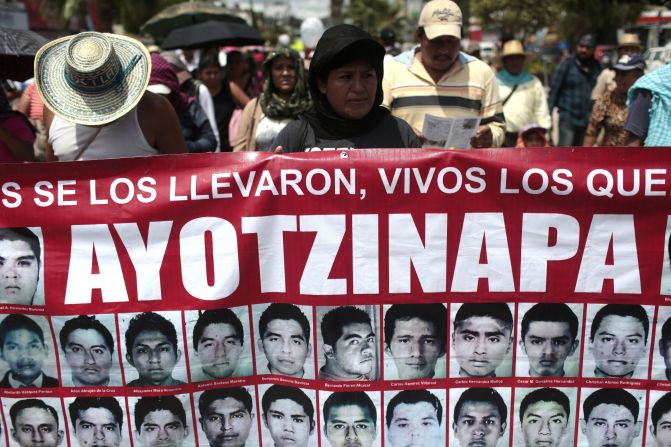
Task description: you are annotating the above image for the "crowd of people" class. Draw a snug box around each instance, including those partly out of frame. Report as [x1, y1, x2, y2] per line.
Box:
[1, 0, 669, 164]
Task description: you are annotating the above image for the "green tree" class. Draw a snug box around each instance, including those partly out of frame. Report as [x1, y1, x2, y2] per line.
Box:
[344, 0, 400, 34]
[42, 0, 184, 34]
[331, 0, 344, 24]
[469, 0, 647, 44]
[557, 0, 646, 43]
[469, 0, 563, 38]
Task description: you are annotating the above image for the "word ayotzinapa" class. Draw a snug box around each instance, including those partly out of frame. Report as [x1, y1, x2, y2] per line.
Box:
[63, 212, 644, 304]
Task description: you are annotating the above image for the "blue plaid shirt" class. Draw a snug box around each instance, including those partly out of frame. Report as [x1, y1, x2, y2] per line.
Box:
[548, 56, 601, 127]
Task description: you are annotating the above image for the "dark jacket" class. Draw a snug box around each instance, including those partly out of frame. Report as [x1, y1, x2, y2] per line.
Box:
[548, 55, 602, 127]
[179, 100, 217, 153]
[0, 371, 59, 388]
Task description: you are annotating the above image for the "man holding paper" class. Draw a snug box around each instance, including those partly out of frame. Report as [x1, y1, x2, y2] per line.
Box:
[382, 0, 505, 148]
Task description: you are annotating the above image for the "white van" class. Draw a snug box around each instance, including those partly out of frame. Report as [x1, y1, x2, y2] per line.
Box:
[479, 41, 496, 62]
[644, 42, 671, 72]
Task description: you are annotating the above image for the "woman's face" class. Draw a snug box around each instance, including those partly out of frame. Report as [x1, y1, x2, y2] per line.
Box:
[271, 55, 297, 96]
[198, 66, 222, 91]
[503, 55, 525, 75]
[317, 59, 377, 120]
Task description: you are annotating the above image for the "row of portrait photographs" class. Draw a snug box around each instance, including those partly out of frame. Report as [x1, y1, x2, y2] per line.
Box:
[0, 386, 670, 447]
[0, 301, 669, 388]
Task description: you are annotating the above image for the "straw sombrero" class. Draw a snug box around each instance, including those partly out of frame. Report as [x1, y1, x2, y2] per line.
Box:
[35, 32, 151, 126]
[501, 40, 527, 58]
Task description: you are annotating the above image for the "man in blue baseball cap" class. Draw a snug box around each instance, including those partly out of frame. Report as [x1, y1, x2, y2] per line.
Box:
[585, 53, 645, 146]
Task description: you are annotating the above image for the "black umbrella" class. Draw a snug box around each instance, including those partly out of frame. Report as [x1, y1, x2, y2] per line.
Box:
[0, 27, 49, 81]
[141, 1, 246, 40]
[160, 20, 264, 50]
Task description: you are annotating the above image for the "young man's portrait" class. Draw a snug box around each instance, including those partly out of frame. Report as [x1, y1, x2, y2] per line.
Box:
[585, 304, 651, 379]
[0, 314, 58, 388]
[196, 387, 258, 447]
[67, 397, 129, 447]
[187, 307, 253, 382]
[120, 311, 187, 386]
[648, 391, 671, 447]
[653, 307, 671, 380]
[449, 387, 510, 447]
[579, 388, 643, 447]
[6, 398, 64, 447]
[450, 303, 514, 378]
[320, 391, 380, 447]
[383, 303, 447, 380]
[55, 314, 120, 387]
[254, 303, 314, 379]
[385, 389, 445, 447]
[0, 227, 44, 306]
[516, 303, 582, 377]
[514, 387, 574, 447]
[317, 306, 378, 381]
[260, 384, 316, 447]
[131, 395, 192, 447]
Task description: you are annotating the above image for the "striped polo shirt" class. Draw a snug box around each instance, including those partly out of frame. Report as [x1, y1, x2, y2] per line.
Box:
[382, 50, 506, 147]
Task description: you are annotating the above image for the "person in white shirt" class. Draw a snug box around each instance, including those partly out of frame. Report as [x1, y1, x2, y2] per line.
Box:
[496, 40, 551, 147]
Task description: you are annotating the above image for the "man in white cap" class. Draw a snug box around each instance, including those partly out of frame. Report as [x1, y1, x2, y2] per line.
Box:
[591, 33, 642, 100]
[35, 32, 186, 160]
[382, 0, 505, 148]
[496, 40, 551, 147]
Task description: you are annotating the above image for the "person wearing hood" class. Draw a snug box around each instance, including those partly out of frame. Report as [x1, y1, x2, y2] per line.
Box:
[234, 48, 312, 152]
[272, 24, 420, 152]
[147, 53, 217, 153]
[496, 40, 550, 147]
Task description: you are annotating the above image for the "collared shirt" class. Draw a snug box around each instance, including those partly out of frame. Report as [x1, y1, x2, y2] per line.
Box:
[594, 368, 634, 379]
[497, 74, 551, 133]
[319, 366, 371, 381]
[126, 376, 185, 387]
[71, 376, 110, 387]
[528, 370, 564, 377]
[459, 368, 495, 378]
[548, 55, 602, 127]
[9, 372, 44, 388]
[382, 49, 506, 147]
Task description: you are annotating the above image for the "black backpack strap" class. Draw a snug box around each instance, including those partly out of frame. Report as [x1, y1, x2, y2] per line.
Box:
[501, 83, 519, 106]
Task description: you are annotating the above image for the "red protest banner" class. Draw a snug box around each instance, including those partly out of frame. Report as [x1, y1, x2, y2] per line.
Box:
[0, 148, 668, 447]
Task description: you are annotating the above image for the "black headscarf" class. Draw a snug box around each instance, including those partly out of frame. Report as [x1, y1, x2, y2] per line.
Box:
[302, 24, 388, 139]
